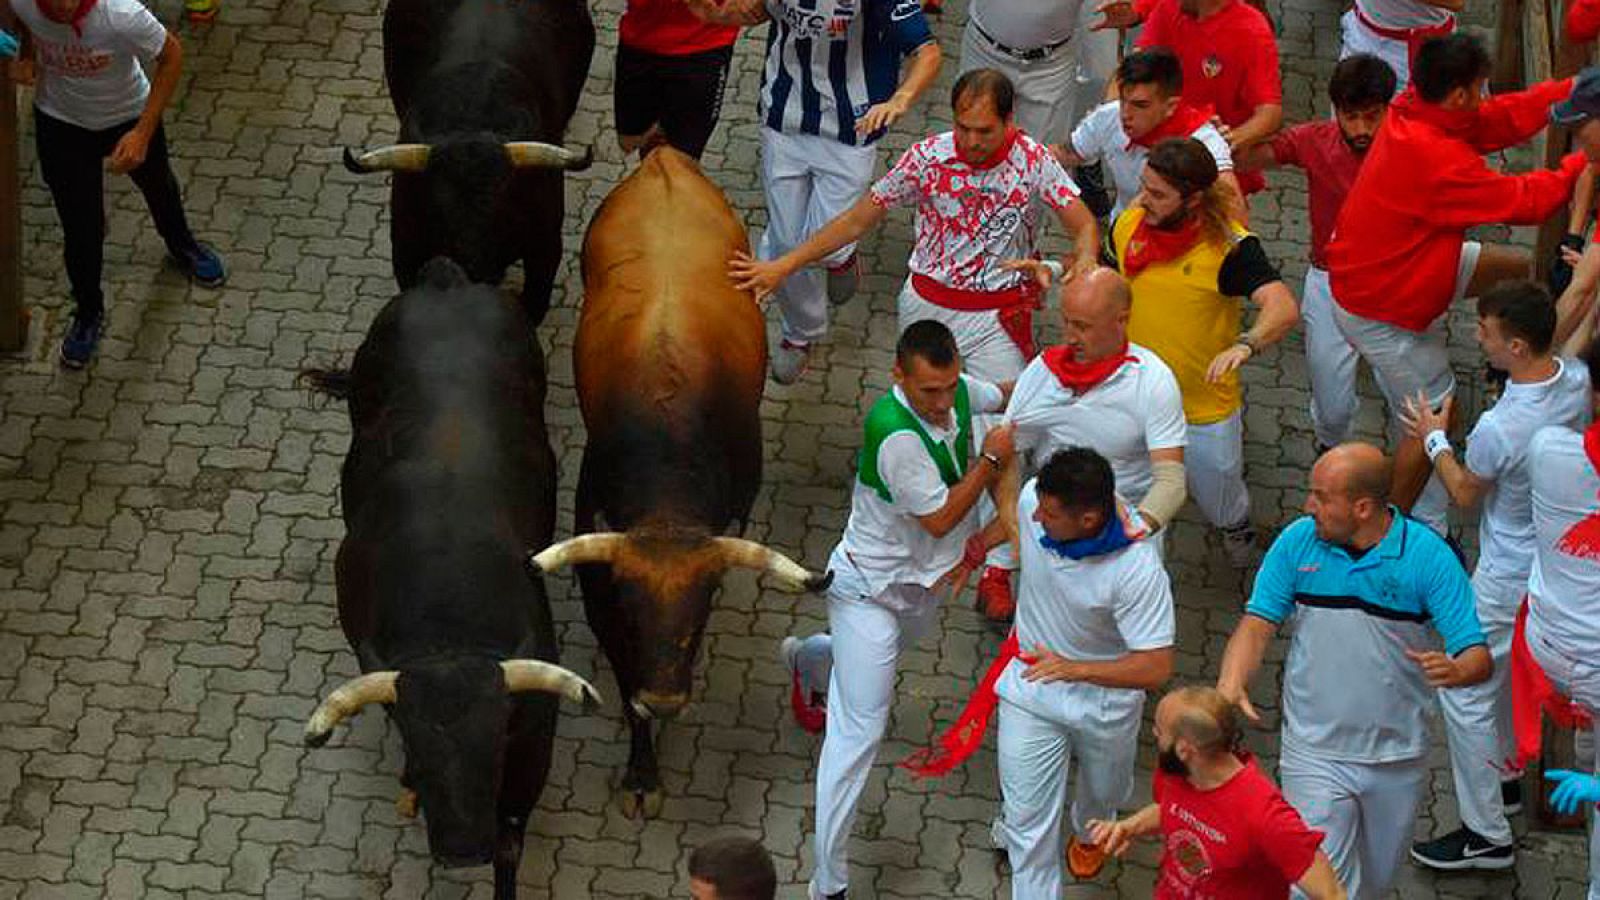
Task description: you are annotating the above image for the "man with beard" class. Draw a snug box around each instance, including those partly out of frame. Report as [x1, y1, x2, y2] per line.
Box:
[1087, 686, 1345, 899]
[1110, 138, 1299, 567]
[1217, 443, 1491, 899]
[1234, 54, 1397, 454]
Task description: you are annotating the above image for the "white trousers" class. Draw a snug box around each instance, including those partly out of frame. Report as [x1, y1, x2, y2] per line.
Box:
[1438, 569, 1521, 845]
[958, 25, 1078, 143]
[758, 128, 879, 345]
[797, 579, 940, 898]
[1302, 266, 1361, 448]
[896, 275, 1029, 384]
[1339, 9, 1414, 91]
[996, 694, 1141, 900]
[1527, 615, 1600, 900]
[1186, 411, 1251, 530]
[1280, 745, 1427, 900]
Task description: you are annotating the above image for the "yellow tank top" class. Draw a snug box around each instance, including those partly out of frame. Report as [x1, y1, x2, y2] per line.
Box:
[1115, 207, 1249, 426]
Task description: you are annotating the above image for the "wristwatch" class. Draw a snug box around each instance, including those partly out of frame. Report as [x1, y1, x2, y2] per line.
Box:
[1235, 333, 1258, 354]
[981, 452, 1002, 470]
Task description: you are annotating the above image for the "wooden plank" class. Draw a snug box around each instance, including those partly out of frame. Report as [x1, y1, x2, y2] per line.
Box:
[0, 66, 26, 352]
[1497, 0, 1528, 91]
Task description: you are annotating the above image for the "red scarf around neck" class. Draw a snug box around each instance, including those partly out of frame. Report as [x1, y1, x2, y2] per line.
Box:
[956, 126, 1020, 170]
[1041, 343, 1135, 394]
[38, 0, 97, 35]
[1555, 421, 1600, 561]
[1122, 212, 1204, 279]
[1129, 102, 1215, 149]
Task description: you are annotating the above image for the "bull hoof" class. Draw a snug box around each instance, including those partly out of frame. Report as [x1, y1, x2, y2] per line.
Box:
[396, 788, 419, 819]
[616, 786, 664, 820]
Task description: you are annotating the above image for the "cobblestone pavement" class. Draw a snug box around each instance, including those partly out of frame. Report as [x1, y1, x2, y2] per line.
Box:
[0, 0, 1594, 896]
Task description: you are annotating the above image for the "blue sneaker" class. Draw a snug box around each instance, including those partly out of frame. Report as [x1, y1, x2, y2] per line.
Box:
[176, 242, 227, 288]
[59, 312, 103, 369]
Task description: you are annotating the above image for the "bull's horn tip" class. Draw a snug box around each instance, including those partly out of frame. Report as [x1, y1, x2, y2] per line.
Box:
[341, 147, 366, 174]
[579, 684, 603, 711]
[569, 146, 595, 171]
[805, 570, 834, 594]
[304, 729, 332, 748]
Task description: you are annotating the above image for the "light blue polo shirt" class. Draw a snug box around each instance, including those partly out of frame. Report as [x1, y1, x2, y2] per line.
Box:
[1247, 510, 1485, 764]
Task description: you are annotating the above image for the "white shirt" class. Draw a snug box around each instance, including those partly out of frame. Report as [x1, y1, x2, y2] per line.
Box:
[870, 131, 1080, 293]
[1464, 358, 1592, 594]
[11, 0, 168, 131]
[1068, 101, 1234, 219]
[830, 376, 1006, 595]
[1005, 343, 1187, 504]
[1528, 425, 1600, 662]
[996, 481, 1174, 722]
[968, 0, 1083, 50]
[1354, 0, 1452, 29]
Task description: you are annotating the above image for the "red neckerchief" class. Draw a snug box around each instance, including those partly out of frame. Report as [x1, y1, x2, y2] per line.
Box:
[956, 126, 1020, 170]
[37, 0, 97, 36]
[1129, 102, 1216, 149]
[1509, 598, 1593, 770]
[1123, 212, 1204, 279]
[1555, 421, 1600, 561]
[899, 631, 1020, 777]
[1041, 343, 1135, 393]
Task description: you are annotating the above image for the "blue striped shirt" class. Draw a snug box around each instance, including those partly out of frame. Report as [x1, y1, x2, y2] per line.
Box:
[758, 0, 934, 145]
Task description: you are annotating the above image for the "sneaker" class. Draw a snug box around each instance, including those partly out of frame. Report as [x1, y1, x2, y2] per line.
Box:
[1502, 778, 1523, 815]
[58, 312, 103, 369]
[780, 637, 825, 735]
[770, 339, 810, 385]
[1066, 836, 1108, 880]
[976, 566, 1015, 623]
[1220, 522, 1262, 569]
[1409, 826, 1514, 871]
[175, 242, 227, 288]
[825, 253, 861, 306]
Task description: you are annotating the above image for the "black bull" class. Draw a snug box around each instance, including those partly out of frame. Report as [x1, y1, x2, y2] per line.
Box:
[301, 259, 597, 899]
[343, 0, 595, 326]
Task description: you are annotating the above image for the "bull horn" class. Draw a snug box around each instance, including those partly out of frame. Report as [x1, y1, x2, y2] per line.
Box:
[528, 533, 626, 574]
[304, 671, 399, 747]
[711, 537, 833, 594]
[501, 660, 602, 710]
[504, 142, 593, 171]
[342, 144, 431, 174]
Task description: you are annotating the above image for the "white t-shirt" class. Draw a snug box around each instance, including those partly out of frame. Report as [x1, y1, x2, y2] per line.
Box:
[1464, 358, 1592, 591]
[830, 376, 1006, 595]
[870, 131, 1081, 293]
[1527, 425, 1600, 661]
[11, 0, 168, 131]
[1005, 343, 1187, 504]
[1069, 101, 1234, 220]
[996, 480, 1174, 722]
[968, 0, 1083, 50]
[1355, 0, 1452, 30]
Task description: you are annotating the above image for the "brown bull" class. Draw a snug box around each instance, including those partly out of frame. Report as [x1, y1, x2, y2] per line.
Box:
[532, 147, 828, 817]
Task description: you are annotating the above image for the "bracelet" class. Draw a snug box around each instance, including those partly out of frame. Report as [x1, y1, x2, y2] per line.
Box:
[1040, 260, 1065, 280]
[1424, 429, 1453, 462]
[981, 452, 1002, 470]
[1235, 333, 1258, 354]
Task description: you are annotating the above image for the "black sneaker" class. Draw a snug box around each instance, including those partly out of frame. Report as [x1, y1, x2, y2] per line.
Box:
[174, 242, 227, 288]
[1502, 778, 1524, 815]
[1410, 826, 1514, 871]
[58, 312, 103, 369]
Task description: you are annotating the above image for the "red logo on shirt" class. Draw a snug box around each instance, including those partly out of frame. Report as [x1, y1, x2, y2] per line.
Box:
[1202, 55, 1222, 79]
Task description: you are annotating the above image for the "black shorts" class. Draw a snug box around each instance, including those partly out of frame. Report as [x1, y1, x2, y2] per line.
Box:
[613, 42, 735, 159]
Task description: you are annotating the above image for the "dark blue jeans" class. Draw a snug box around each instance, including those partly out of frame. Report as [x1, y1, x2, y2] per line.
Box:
[34, 107, 201, 320]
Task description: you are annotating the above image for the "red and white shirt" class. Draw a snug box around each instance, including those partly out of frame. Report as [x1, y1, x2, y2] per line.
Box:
[869, 130, 1081, 293]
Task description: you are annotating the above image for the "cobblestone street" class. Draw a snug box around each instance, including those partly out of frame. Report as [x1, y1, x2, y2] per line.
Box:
[0, 0, 1594, 895]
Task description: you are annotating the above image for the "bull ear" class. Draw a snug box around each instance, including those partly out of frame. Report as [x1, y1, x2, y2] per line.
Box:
[710, 537, 832, 594]
[527, 533, 626, 574]
[304, 671, 399, 747]
[342, 144, 431, 173]
[500, 660, 602, 711]
[504, 142, 593, 171]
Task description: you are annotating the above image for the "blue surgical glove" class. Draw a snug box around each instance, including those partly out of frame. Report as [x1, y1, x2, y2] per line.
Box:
[1546, 769, 1600, 815]
[0, 29, 19, 59]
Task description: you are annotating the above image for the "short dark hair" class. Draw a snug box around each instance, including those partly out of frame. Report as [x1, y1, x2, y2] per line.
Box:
[1413, 33, 1493, 104]
[951, 68, 1015, 120]
[1146, 137, 1219, 196]
[1036, 447, 1116, 520]
[896, 319, 959, 370]
[1328, 53, 1398, 110]
[1478, 281, 1557, 355]
[688, 837, 776, 900]
[1118, 47, 1183, 97]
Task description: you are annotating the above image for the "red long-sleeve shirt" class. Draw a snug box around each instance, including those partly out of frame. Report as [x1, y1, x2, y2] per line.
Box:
[1326, 78, 1585, 331]
[1570, 0, 1600, 42]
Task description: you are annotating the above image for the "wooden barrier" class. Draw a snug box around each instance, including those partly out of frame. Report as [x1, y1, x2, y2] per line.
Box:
[0, 65, 25, 352]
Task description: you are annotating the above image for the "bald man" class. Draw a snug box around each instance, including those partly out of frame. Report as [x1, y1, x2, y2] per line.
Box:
[1088, 686, 1346, 899]
[1218, 443, 1491, 900]
[976, 266, 1187, 621]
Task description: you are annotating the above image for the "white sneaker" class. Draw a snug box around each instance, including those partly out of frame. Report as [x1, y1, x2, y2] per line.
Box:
[771, 340, 811, 385]
[1221, 522, 1262, 569]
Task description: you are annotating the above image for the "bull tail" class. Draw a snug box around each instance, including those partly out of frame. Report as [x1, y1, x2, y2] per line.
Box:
[297, 367, 353, 400]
